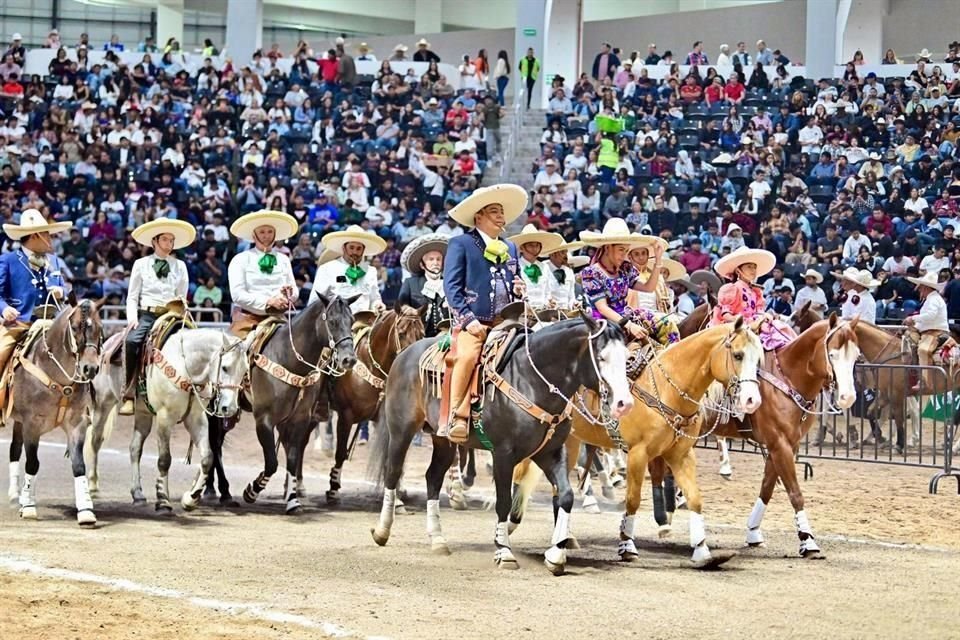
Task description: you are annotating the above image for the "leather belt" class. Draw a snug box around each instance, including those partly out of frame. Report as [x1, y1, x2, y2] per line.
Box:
[140, 306, 169, 315]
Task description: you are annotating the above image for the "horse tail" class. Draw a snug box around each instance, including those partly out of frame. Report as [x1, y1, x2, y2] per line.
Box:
[367, 405, 391, 489]
[510, 459, 543, 521]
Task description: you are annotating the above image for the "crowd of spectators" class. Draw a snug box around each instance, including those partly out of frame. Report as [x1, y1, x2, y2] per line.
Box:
[0, 31, 505, 316]
[525, 38, 960, 320]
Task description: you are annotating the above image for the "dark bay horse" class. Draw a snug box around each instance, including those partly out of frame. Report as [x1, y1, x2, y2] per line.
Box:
[7, 301, 103, 524]
[369, 315, 634, 575]
[223, 294, 357, 514]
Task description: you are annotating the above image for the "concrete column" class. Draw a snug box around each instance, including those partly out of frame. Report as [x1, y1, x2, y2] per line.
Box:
[414, 0, 443, 34]
[514, 0, 546, 108]
[838, 0, 887, 65]
[225, 0, 263, 66]
[156, 0, 184, 48]
[806, 0, 838, 79]
[543, 0, 583, 108]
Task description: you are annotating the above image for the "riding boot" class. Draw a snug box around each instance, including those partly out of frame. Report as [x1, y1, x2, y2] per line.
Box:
[439, 328, 483, 444]
[120, 342, 143, 416]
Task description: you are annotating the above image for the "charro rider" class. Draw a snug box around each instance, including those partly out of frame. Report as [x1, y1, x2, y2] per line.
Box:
[442, 184, 529, 443]
[398, 233, 451, 338]
[120, 218, 195, 415]
[0, 208, 71, 416]
[310, 224, 387, 318]
[904, 270, 949, 393]
[227, 209, 300, 338]
[836, 267, 877, 324]
[508, 223, 564, 310]
[539, 241, 585, 312]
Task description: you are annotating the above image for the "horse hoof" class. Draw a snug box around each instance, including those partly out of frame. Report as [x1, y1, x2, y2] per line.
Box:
[19, 505, 37, 520]
[745, 541, 766, 549]
[544, 559, 565, 576]
[371, 527, 390, 547]
[220, 495, 240, 508]
[496, 558, 519, 570]
[132, 497, 147, 506]
[77, 510, 97, 527]
[431, 541, 451, 555]
[242, 486, 258, 504]
[395, 502, 409, 516]
[449, 496, 468, 511]
[155, 502, 173, 513]
[181, 498, 199, 512]
[285, 505, 303, 515]
[202, 487, 217, 500]
[619, 551, 638, 562]
[567, 536, 581, 550]
[658, 525, 672, 539]
[618, 539, 639, 562]
[601, 486, 617, 501]
[325, 491, 340, 506]
[691, 548, 736, 570]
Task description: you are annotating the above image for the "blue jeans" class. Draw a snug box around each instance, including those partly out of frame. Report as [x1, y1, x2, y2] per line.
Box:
[497, 75, 508, 106]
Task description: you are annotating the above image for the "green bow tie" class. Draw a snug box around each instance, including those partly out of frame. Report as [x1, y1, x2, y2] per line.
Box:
[258, 252, 277, 274]
[553, 268, 566, 285]
[345, 264, 366, 285]
[523, 263, 542, 284]
[483, 238, 509, 264]
[153, 258, 170, 279]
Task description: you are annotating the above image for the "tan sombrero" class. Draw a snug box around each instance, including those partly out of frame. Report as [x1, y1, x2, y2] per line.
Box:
[508, 224, 564, 255]
[831, 266, 861, 281]
[230, 209, 299, 243]
[690, 269, 722, 294]
[357, 42, 371, 52]
[401, 233, 448, 275]
[658, 258, 688, 282]
[416, 38, 431, 47]
[394, 44, 408, 52]
[714, 246, 776, 279]
[317, 248, 339, 266]
[844, 269, 879, 289]
[4, 208, 72, 240]
[131, 218, 196, 249]
[802, 268, 824, 284]
[541, 240, 584, 258]
[448, 183, 528, 228]
[907, 270, 945, 291]
[321, 224, 388, 257]
[580, 218, 659, 249]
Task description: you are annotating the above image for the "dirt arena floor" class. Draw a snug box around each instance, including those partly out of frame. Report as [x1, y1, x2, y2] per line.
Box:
[0, 415, 958, 640]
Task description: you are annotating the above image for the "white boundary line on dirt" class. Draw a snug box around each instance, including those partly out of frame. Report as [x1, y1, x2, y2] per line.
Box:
[0, 553, 389, 640]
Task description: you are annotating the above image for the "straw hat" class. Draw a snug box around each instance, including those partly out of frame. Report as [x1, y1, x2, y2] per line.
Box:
[401, 233, 448, 275]
[802, 268, 824, 284]
[131, 218, 196, 249]
[579, 218, 657, 249]
[317, 248, 339, 266]
[831, 266, 861, 281]
[917, 48, 932, 59]
[230, 209, 299, 243]
[541, 240, 583, 258]
[416, 38, 431, 48]
[690, 269, 722, 294]
[907, 271, 945, 291]
[714, 246, 777, 279]
[3, 208, 72, 240]
[658, 258, 688, 282]
[321, 224, 387, 257]
[844, 269, 879, 289]
[394, 44, 408, 52]
[357, 42, 371, 53]
[448, 183, 528, 228]
[507, 224, 564, 255]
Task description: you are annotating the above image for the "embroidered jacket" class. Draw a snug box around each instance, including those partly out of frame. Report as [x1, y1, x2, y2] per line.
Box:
[444, 229, 519, 328]
[0, 250, 65, 322]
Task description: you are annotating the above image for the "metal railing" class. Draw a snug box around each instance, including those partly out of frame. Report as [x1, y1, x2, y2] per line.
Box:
[498, 85, 524, 184]
[98, 305, 224, 323]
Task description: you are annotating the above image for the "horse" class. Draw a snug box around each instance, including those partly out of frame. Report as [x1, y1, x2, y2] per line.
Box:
[236, 294, 357, 514]
[85, 328, 248, 511]
[6, 300, 103, 524]
[311, 305, 425, 504]
[513, 318, 764, 568]
[369, 314, 634, 575]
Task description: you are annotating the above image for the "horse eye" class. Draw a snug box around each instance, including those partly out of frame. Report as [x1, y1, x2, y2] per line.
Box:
[733, 353, 744, 361]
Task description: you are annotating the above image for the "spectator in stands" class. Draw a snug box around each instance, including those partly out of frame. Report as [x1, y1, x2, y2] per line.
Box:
[519, 48, 540, 110]
[5, 34, 25, 66]
[413, 38, 440, 63]
[716, 44, 731, 66]
[755, 40, 774, 66]
[592, 43, 619, 81]
[685, 41, 708, 66]
[104, 34, 124, 52]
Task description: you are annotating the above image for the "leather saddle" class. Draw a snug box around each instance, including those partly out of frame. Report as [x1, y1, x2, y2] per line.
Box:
[1, 319, 55, 421]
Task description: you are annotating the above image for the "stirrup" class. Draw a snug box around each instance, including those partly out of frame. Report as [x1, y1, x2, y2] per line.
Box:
[118, 399, 135, 416]
[444, 416, 470, 443]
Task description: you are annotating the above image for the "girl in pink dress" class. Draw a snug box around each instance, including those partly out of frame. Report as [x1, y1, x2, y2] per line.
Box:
[711, 247, 797, 350]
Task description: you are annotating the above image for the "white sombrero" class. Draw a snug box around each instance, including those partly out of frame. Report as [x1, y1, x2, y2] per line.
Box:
[416, 38, 431, 47]
[831, 266, 861, 281]
[508, 224, 565, 254]
[907, 270, 945, 291]
[714, 246, 777, 279]
[448, 184, 528, 228]
[230, 209, 300, 243]
[131, 218, 196, 249]
[401, 233, 448, 275]
[394, 44, 408, 52]
[321, 224, 388, 257]
[580, 218, 660, 249]
[802, 268, 824, 283]
[4, 208, 72, 240]
[317, 248, 339, 266]
[842, 269, 879, 290]
[658, 258, 688, 282]
[690, 269, 723, 294]
[541, 240, 584, 258]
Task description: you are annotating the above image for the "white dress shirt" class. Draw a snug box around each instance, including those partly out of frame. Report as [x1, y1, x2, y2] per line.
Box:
[544, 264, 576, 309]
[309, 256, 381, 313]
[228, 247, 296, 315]
[914, 291, 949, 333]
[794, 285, 828, 312]
[519, 257, 551, 309]
[676, 292, 698, 320]
[841, 289, 876, 324]
[127, 254, 189, 324]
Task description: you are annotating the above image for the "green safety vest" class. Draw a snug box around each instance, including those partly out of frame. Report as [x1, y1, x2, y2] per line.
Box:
[598, 138, 618, 168]
[519, 56, 540, 80]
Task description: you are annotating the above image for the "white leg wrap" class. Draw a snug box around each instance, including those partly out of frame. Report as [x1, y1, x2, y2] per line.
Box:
[74, 476, 94, 512]
[551, 509, 571, 546]
[426, 499, 441, 536]
[689, 511, 706, 548]
[582, 494, 600, 514]
[8, 461, 19, 500]
[746, 498, 766, 530]
[795, 510, 814, 537]
[377, 488, 396, 530]
[544, 544, 566, 567]
[494, 521, 511, 548]
[619, 513, 636, 540]
[19, 473, 36, 507]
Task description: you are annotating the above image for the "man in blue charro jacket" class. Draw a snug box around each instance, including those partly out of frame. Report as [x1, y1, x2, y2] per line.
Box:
[441, 184, 529, 443]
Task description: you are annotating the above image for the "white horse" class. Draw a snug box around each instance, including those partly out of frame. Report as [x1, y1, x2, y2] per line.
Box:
[86, 328, 247, 511]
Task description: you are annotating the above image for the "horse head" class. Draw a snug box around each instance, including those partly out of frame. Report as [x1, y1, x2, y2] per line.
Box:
[395, 304, 426, 350]
[789, 300, 820, 333]
[318, 293, 358, 372]
[581, 312, 634, 419]
[213, 334, 249, 417]
[61, 299, 103, 381]
[712, 316, 763, 414]
[822, 313, 860, 410]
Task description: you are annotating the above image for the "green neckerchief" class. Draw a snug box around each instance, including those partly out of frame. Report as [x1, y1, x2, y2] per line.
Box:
[483, 238, 510, 264]
[345, 264, 366, 285]
[153, 258, 170, 279]
[258, 252, 277, 274]
[523, 262, 542, 284]
[553, 268, 566, 285]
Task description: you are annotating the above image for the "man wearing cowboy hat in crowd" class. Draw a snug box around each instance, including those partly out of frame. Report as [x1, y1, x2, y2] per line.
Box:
[904, 271, 950, 393]
[120, 218, 195, 415]
[356, 42, 377, 63]
[540, 241, 586, 312]
[508, 223, 564, 311]
[676, 269, 720, 320]
[310, 224, 387, 318]
[390, 44, 408, 61]
[227, 209, 300, 339]
[413, 38, 440, 63]
[837, 268, 878, 324]
[398, 233, 450, 338]
[0, 209, 71, 414]
[795, 268, 828, 313]
[442, 184, 529, 443]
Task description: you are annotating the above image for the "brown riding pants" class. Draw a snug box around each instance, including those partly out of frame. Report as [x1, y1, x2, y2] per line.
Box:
[0, 321, 29, 412]
[449, 325, 487, 420]
[917, 330, 944, 393]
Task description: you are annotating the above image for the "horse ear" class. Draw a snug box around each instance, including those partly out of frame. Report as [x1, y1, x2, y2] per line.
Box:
[417, 302, 429, 320]
[92, 296, 107, 311]
[801, 300, 812, 315]
[580, 309, 599, 333]
[850, 313, 860, 330]
[733, 315, 744, 332]
[827, 311, 838, 329]
[344, 293, 362, 306]
[66, 290, 78, 307]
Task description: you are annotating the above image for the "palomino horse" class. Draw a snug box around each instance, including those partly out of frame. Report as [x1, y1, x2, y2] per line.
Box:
[312, 305, 425, 504]
[239, 294, 357, 514]
[86, 328, 248, 511]
[7, 301, 103, 524]
[370, 315, 634, 575]
[513, 318, 764, 568]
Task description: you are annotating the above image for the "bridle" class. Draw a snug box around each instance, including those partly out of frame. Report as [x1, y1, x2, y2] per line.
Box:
[179, 335, 247, 418]
[42, 299, 103, 385]
[285, 296, 353, 378]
